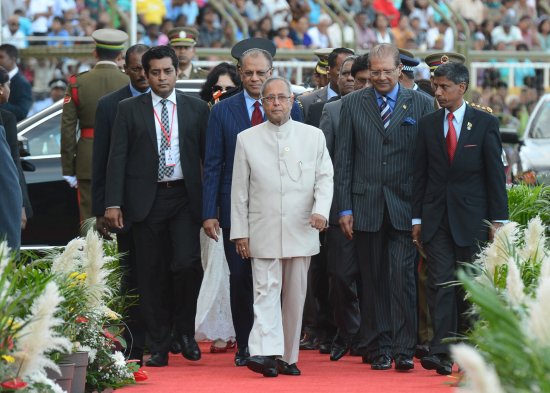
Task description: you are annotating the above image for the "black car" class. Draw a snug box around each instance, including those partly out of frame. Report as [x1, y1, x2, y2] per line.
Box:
[18, 80, 205, 248]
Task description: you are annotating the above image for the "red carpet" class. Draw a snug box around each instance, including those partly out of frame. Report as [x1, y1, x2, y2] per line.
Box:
[116, 342, 458, 393]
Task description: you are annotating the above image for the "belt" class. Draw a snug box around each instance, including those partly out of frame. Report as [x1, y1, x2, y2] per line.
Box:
[157, 179, 185, 188]
[81, 128, 94, 138]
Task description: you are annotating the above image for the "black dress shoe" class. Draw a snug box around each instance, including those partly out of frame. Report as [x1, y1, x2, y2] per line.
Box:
[169, 339, 182, 354]
[246, 356, 278, 377]
[394, 354, 414, 371]
[414, 344, 430, 359]
[299, 333, 319, 350]
[180, 335, 201, 361]
[330, 338, 350, 361]
[145, 352, 168, 367]
[421, 354, 453, 375]
[371, 354, 392, 370]
[235, 346, 250, 367]
[319, 341, 331, 354]
[276, 359, 301, 375]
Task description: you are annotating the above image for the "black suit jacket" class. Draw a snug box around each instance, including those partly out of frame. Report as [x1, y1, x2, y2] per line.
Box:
[0, 108, 32, 217]
[0, 72, 32, 121]
[413, 104, 508, 247]
[306, 96, 339, 128]
[105, 90, 209, 224]
[92, 85, 132, 217]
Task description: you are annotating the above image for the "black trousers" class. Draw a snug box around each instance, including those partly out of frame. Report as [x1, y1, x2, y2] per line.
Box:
[222, 229, 253, 350]
[132, 183, 202, 354]
[354, 205, 417, 358]
[424, 213, 477, 355]
[326, 225, 360, 340]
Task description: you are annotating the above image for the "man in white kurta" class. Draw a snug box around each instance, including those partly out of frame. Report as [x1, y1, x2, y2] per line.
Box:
[230, 77, 333, 377]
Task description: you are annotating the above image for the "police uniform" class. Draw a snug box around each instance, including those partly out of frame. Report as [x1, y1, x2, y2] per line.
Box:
[60, 29, 129, 221]
[168, 27, 209, 80]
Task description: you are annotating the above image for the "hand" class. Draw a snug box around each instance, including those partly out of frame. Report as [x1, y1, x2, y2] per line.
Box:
[105, 208, 124, 230]
[95, 216, 113, 240]
[412, 224, 426, 258]
[310, 213, 327, 231]
[339, 214, 354, 240]
[21, 207, 27, 230]
[203, 218, 220, 242]
[63, 175, 78, 188]
[489, 221, 504, 242]
[234, 238, 250, 259]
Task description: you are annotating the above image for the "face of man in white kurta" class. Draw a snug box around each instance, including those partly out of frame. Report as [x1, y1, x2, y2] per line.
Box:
[260, 79, 295, 126]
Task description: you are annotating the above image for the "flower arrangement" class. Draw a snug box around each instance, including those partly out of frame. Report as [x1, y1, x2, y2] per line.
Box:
[452, 217, 550, 393]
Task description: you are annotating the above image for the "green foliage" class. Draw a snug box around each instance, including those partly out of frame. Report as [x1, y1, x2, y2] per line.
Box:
[507, 184, 550, 228]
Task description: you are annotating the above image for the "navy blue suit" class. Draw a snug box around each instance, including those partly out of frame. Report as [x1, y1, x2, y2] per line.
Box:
[202, 90, 303, 349]
[0, 72, 32, 121]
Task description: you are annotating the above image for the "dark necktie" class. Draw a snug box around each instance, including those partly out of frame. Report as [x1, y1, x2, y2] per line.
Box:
[158, 99, 174, 180]
[380, 95, 392, 129]
[251, 101, 263, 126]
[446, 112, 457, 163]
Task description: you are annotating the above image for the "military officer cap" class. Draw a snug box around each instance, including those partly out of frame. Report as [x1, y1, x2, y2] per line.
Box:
[424, 52, 466, 74]
[399, 48, 419, 72]
[49, 78, 68, 90]
[231, 37, 277, 61]
[91, 28, 128, 51]
[313, 48, 333, 75]
[168, 27, 199, 47]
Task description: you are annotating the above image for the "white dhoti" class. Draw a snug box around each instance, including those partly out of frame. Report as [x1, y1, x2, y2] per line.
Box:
[248, 256, 310, 365]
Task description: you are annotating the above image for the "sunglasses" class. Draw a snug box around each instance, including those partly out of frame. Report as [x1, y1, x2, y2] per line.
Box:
[212, 85, 236, 92]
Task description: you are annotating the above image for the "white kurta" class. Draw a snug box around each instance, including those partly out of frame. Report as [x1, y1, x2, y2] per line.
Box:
[230, 119, 334, 258]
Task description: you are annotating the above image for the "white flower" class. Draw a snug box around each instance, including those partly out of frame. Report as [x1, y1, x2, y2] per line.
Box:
[527, 276, 550, 346]
[51, 238, 85, 274]
[82, 231, 113, 308]
[27, 371, 65, 393]
[481, 222, 518, 279]
[451, 344, 505, 393]
[14, 282, 72, 378]
[506, 258, 525, 307]
[112, 351, 127, 369]
[519, 216, 546, 263]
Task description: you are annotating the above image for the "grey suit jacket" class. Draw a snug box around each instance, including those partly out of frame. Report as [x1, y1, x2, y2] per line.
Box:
[297, 86, 328, 119]
[319, 98, 342, 225]
[334, 85, 434, 232]
[0, 126, 22, 250]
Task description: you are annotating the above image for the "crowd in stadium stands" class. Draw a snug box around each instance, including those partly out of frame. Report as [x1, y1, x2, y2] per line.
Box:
[0, 0, 548, 126]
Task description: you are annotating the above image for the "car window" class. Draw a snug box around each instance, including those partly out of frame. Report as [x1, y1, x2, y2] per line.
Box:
[23, 111, 62, 157]
[530, 101, 550, 139]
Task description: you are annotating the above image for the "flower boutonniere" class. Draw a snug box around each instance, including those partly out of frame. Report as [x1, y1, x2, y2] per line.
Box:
[467, 122, 472, 130]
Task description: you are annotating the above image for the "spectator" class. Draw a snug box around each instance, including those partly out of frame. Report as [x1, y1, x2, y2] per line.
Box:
[360, 0, 377, 26]
[373, 13, 394, 44]
[392, 15, 416, 49]
[480, 19, 495, 49]
[245, 0, 269, 27]
[274, 24, 295, 49]
[511, 43, 536, 87]
[2, 15, 27, 49]
[254, 16, 275, 40]
[328, 14, 355, 48]
[139, 23, 168, 46]
[518, 15, 539, 48]
[0, 44, 32, 121]
[47, 16, 71, 47]
[198, 7, 224, 47]
[265, 0, 291, 30]
[341, 0, 362, 15]
[409, 0, 433, 31]
[136, 0, 166, 25]
[399, 0, 416, 17]
[491, 14, 523, 50]
[13, 10, 33, 38]
[289, 16, 313, 48]
[426, 19, 454, 51]
[355, 11, 377, 49]
[288, 0, 311, 21]
[308, 13, 332, 48]
[372, 0, 400, 27]
[514, 0, 537, 19]
[28, 0, 54, 42]
[537, 15, 550, 52]
[181, 0, 200, 25]
[28, 78, 67, 116]
[450, 0, 486, 26]
[1, 0, 24, 24]
[308, 0, 321, 25]
[410, 16, 427, 50]
[53, 0, 77, 18]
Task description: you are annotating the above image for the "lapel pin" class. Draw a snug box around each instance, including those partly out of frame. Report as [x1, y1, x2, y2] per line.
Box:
[467, 122, 472, 130]
[402, 104, 407, 109]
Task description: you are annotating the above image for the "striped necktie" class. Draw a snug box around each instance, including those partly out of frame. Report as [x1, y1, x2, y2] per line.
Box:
[158, 99, 174, 180]
[380, 95, 392, 129]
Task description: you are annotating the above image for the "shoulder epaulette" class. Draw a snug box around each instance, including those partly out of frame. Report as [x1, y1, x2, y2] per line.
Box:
[466, 101, 493, 114]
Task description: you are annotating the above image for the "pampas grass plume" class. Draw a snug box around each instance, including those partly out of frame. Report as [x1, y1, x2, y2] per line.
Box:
[527, 276, 550, 346]
[451, 344, 505, 393]
[520, 216, 546, 262]
[51, 237, 85, 274]
[506, 258, 525, 307]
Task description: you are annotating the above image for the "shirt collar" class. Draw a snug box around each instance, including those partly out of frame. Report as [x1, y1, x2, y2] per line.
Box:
[96, 60, 119, 67]
[374, 83, 399, 102]
[7, 66, 18, 80]
[327, 83, 338, 100]
[151, 89, 177, 106]
[445, 100, 466, 122]
[244, 88, 261, 109]
[129, 83, 150, 97]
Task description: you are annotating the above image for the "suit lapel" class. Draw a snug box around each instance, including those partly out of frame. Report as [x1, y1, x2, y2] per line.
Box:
[140, 93, 158, 152]
[176, 92, 186, 157]
[452, 104, 474, 165]
[433, 109, 448, 163]
[386, 87, 411, 136]
[362, 88, 385, 136]
[230, 92, 252, 128]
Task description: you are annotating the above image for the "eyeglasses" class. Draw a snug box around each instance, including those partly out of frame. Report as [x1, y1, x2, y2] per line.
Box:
[241, 68, 272, 79]
[261, 95, 291, 104]
[369, 68, 398, 78]
[212, 84, 235, 92]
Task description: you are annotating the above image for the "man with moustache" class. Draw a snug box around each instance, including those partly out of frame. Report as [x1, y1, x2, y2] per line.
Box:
[105, 45, 209, 367]
[92, 43, 150, 364]
[202, 38, 303, 367]
[168, 26, 208, 79]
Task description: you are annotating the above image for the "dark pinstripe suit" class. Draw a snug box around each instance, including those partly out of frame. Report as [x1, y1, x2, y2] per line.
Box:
[334, 85, 433, 358]
[202, 90, 303, 351]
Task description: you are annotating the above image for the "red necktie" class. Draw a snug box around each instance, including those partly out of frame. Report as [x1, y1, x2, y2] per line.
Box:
[251, 101, 263, 126]
[446, 112, 457, 163]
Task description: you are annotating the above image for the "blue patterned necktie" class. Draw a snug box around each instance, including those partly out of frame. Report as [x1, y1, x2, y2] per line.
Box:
[380, 95, 392, 129]
[158, 99, 174, 180]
